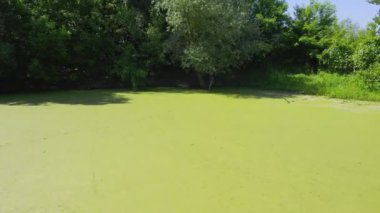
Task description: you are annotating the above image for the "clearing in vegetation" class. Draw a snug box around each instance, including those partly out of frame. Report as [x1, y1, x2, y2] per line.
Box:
[0, 89, 379, 213]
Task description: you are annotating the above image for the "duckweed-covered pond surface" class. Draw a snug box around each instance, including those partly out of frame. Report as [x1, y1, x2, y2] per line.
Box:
[0, 89, 379, 213]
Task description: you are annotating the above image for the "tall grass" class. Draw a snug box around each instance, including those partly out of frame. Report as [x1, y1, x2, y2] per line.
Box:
[264, 69, 380, 101]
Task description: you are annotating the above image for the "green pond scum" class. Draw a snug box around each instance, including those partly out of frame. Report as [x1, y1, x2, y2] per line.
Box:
[0, 89, 379, 213]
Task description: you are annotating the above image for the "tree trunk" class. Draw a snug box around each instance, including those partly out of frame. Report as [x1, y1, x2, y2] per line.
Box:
[197, 73, 206, 89]
[208, 75, 215, 91]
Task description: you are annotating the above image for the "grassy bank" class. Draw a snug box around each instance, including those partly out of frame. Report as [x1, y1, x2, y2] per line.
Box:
[264, 70, 380, 102]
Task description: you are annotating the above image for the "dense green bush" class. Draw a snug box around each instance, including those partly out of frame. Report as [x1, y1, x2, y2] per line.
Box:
[321, 42, 355, 72]
[289, 0, 337, 71]
[353, 37, 380, 70]
[113, 45, 148, 90]
[0, 0, 31, 81]
[265, 71, 380, 101]
[0, 0, 151, 87]
[0, 43, 16, 77]
[358, 63, 380, 91]
[27, 16, 71, 82]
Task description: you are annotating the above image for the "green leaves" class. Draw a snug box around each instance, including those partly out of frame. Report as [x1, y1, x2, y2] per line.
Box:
[290, 0, 337, 70]
[155, 0, 264, 80]
[368, 0, 380, 5]
[114, 44, 147, 90]
[1, 0, 379, 90]
[353, 36, 380, 70]
[358, 63, 380, 91]
[250, 0, 289, 44]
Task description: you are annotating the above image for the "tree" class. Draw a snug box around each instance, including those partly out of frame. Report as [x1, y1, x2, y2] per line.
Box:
[0, 0, 32, 84]
[155, 0, 264, 89]
[128, 0, 152, 14]
[249, 0, 290, 47]
[29, 0, 149, 84]
[368, 0, 380, 34]
[320, 20, 358, 72]
[368, 0, 380, 4]
[353, 36, 380, 70]
[0, 0, 156, 87]
[291, 0, 337, 71]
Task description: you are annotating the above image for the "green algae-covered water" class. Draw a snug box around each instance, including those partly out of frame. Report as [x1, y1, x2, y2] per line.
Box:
[0, 89, 379, 213]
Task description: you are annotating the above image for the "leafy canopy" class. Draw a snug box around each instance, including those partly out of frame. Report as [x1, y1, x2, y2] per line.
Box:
[155, 0, 265, 78]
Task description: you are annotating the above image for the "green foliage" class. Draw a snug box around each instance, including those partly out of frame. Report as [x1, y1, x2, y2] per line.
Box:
[265, 71, 380, 101]
[250, 0, 290, 46]
[320, 21, 358, 72]
[0, 0, 379, 98]
[140, 16, 166, 70]
[128, 0, 152, 14]
[27, 15, 70, 82]
[368, 0, 380, 34]
[369, 0, 380, 4]
[291, 0, 337, 70]
[0, 0, 152, 87]
[113, 45, 147, 90]
[353, 36, 380, 70]
[0, 43, 16, 77]
[155, 0, 265, 82]
[358, 63, 380, 91]
[320, 42, 355, 72]
[0, 0, 31, 80]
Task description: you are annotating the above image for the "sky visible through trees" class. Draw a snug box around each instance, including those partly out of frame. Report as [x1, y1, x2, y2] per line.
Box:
[287, 0, 379, 27]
